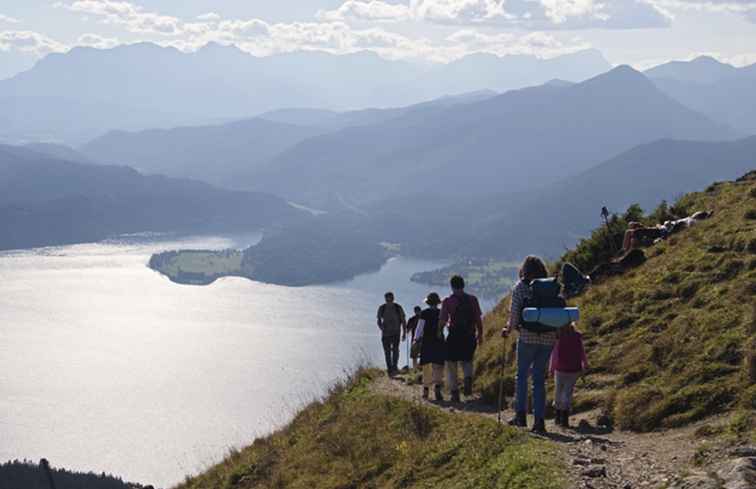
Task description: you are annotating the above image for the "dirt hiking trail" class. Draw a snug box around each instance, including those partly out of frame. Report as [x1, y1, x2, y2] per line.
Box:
[372, 372, 755, 489]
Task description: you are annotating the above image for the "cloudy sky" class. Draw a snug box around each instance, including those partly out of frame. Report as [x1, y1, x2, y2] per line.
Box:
[1, 0, 755, 79]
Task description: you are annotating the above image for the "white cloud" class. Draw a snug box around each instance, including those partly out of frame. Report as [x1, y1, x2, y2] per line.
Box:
[58, 0, 182, 35]
[0, 30, 68, 56]
[318, 0, 671, 29]
[0, 14, 21, 24]
[52, 0, 591, 61]
[649, 0, 756, 22]
[77, 33, 119, 48]
[196, 12, 221, 22]
[317, 1, 412, 22]
[445, 29, 591, 57]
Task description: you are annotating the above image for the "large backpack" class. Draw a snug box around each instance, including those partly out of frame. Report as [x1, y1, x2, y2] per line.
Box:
[379, 303, 404, 327]
[452, 294, 476, 336]
[521, 278, 566, 333]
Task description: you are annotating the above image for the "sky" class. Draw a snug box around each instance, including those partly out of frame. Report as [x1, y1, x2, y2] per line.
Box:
[1, 0, 756, 79]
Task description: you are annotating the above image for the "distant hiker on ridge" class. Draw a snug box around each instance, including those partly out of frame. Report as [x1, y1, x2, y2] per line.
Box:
[440, 275, 484, 403]
[414, 293, 446, 401]
[502, 255, 556, 434]
[406, 306, 422, 369]
[377, 292, 406, 376]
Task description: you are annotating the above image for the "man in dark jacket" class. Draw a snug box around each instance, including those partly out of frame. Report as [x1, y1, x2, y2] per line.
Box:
[377, 292, 406, 376]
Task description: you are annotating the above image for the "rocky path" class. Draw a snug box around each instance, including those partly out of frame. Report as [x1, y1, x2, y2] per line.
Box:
[371, 373, 755, 489]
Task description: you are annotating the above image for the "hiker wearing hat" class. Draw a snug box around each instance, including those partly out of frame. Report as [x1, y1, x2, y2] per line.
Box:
[502, 255, 556, 433]
[440, 275, 484, 403]
[414, 292, 446, 401]
[377, 291, 406, 376]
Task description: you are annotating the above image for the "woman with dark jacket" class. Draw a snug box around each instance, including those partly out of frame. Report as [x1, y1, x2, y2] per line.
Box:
[414, 292, 446, 401]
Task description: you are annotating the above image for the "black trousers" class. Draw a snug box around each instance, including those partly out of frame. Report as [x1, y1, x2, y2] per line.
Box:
[381, 335, 400, 371]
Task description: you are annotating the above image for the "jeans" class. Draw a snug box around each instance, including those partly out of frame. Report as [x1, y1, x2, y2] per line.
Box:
[446, 361, 473, 392]
[554, 371, 580, 410]
[515, 339, 554, 419]
[382, 335, 400, 371]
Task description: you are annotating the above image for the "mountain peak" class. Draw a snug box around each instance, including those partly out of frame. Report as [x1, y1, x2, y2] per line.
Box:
[690, 55, 727, 66]
[584, 64, 648, 85]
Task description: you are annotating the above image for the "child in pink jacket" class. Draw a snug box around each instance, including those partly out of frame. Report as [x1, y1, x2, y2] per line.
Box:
[549, 323, 588, 428]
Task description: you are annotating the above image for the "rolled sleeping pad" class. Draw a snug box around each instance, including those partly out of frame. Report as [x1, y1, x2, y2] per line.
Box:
[522, 307, 580, 329]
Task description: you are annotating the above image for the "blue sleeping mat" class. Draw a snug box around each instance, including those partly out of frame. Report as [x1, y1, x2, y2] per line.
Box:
[522, 307, 580, 329]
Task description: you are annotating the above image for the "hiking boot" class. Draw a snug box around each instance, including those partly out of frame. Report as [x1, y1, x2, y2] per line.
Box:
[434, 385, 443, 402]
[532, 418, 547, 434]
[422, 387, 429, 399]
[508, 412, 527, 427]
[563, 411, 571, 429]
[554, 409, 564, 427]
[463, 377, 473, 397]
[450, 390, 461, 403]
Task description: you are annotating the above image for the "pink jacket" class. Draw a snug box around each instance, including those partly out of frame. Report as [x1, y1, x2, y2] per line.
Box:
[549, 330, 588, 374]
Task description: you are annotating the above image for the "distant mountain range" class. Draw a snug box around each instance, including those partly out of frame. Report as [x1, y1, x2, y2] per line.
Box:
[0, 43, 610, 144]
[0, 145, 304, 251]
[250, 65, 733, 207]
[79, 90, 499, 188]
[79, 118, 324, 188]
[467, 136, 756, 258]
[645, 56, 756, 134]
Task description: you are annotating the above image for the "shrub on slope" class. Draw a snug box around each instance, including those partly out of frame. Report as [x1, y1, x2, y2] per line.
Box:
[475, 173, 756, 433]
[177, 370, 565, 489]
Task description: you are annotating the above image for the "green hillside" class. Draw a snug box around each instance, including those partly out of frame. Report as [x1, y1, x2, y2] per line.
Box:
[173, 173, 753, 489]
[475, 172, 756, 435]
[177, 370, 565, 489]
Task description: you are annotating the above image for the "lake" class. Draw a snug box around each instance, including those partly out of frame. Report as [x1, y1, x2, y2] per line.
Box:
[0, 234, 495, 487]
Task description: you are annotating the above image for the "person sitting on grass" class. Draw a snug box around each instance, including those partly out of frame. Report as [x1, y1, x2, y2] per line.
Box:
[414, 292, 446, 401]
[549, 322, 588, 429]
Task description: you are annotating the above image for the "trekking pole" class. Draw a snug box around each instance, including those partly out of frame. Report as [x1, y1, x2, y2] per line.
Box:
[40, 459, 57, 489]
[496, 335, 510, 425]
[406, 337, 410, 370]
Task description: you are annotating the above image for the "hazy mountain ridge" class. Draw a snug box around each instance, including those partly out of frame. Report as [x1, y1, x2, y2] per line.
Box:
[80, 118, 325, 188]
[0, 145, 305, 251]
[646, 57, 756, 134]
[78, 90, 500, 188]
[0, 43, 610, 144]
[251, 65, 733, 207]
[467, 136, 756, 258]
[644, 55, 739, 84]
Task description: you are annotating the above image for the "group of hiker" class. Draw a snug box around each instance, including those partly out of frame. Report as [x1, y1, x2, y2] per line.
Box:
[377, 257, 588, 434]
[377, 275, 483, 403]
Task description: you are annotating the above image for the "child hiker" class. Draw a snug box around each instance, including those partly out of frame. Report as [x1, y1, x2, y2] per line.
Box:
[549, 322, 588, 428]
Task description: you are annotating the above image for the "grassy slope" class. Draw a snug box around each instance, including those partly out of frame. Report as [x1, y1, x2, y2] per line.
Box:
[475, 175, 756, 434]
[177, 370, 566, 489]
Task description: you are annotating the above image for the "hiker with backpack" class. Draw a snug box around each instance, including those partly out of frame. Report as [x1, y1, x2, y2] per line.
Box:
[550, 322, 588, 428]
[406, 306, 422, 369]
[377, 292, 407, 376]
[440, 275, 484, 403]
[413, 293, 446, 401]
[502, 256, 559, 433]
